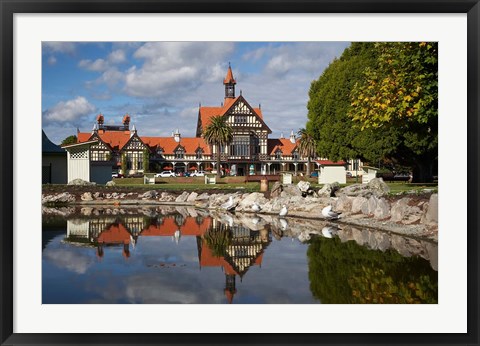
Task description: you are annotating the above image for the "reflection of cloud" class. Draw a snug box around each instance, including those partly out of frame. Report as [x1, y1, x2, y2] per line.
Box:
[43, 247, 93, 274]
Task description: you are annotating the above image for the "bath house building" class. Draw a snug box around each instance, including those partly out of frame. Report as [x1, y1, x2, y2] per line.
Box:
[76, 65, 361, 177]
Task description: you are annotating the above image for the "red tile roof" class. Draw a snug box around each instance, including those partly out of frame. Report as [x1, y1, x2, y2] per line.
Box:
[141, 136, 211, 155]
[267, 138, 299, 155]
[198, 96, 263, 130]
[140, 217, 212, 236]
[223, 65, 236, 84]
[97, 224, 131, 244]
[77, 131, 134, 150]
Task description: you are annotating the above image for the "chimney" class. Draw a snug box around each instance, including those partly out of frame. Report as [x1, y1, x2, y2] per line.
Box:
[122, 114, 130, 129]
[174, 128, 181, 143]
[130, 124, 136, 138]
[289, 130, 296, 144]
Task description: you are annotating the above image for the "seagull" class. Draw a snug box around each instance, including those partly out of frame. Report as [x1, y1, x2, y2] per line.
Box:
[252, 201, 262, 212]
[279, 218, 288, 231]
[322, 205, 341, 220]
[279, 204, 288, 217]
[321, 226, 335, 238]
[221, 196, 236, 211]
[173, 229, 181, 244]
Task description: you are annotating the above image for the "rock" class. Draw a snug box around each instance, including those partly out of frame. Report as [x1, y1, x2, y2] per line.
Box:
[67, 178, 95, 186]
[93, 192, 102, 199]
[335, 195, 353, 212]
[270, 182, 283, 198]
[390, 198, 423, 224]
[140, 190, 158, 199]
[351, 196, 368, 213]
[159, 192, 176, 202]
[337, 178, 389, 198]
[280, 184, 302, 198]
[425, 194, 438, 223]
[374, 198, 390, 219]
[186, 192, 198, 202]
[390, 198, 410, 222]
[196, 193, 210, 201]
[106, 180, 116, 186]
[297, 181, 311, 193]
[175, 191, 190, 203]
[80, 192, 93, 201]
[236, 192, 267, 211]
[367, 178, 390, 197]
[317, 182, 340, 197]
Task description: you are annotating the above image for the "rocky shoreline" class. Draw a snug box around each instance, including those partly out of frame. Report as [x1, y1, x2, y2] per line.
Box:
[42, 178, 438, 242]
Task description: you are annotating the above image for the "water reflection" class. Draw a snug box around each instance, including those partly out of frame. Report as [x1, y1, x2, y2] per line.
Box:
[43, 206, 437, 304]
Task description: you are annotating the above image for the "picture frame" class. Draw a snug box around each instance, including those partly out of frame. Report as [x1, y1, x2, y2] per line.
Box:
[1, 0, 479, 345]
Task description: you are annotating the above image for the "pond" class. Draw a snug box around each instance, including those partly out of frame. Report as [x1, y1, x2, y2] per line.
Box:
[42, 206, 438, 304]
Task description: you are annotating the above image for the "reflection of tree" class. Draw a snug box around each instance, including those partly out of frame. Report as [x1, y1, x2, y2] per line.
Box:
[307, 236, 438, 304]
[203, 224, 232, 258]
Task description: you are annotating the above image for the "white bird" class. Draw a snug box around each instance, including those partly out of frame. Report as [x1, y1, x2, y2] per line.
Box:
[279, 204, 288, 217]
[221, 196, 236, 211]
[173, 230, 181, 244]
[252, 201, 262, 212]
[321, 227, 334, 238]
[322, 205, 341, 220]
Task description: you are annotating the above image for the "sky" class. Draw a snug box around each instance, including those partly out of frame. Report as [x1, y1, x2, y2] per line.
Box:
[42, 41, 350, 145]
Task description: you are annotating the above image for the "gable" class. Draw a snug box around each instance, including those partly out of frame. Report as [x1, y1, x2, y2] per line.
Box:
[123, 135, 146, 151]
[223, 96, 271, 133]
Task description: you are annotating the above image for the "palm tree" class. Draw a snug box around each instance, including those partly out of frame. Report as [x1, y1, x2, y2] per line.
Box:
[202, 116, 233, 178]
[297, 128, 317, 177]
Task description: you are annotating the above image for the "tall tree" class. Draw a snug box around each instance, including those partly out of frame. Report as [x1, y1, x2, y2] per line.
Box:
[202, 116, 233, 178]
[306, 43, 381, 163]
[61, 135, 77, 146]
[349, 42, 438, 182]
[297, 128, 317, 176]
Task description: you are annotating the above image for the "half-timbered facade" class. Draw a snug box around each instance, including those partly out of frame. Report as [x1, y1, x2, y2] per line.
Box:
[75, 65, 360, 177]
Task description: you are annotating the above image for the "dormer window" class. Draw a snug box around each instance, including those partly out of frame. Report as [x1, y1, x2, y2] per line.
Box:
[156, 147, 164, 156]
[175, 147, 185, 159]
[275, 149, 282, 160]
[196, 148, 203, 160]
[293, 150, 300, 160]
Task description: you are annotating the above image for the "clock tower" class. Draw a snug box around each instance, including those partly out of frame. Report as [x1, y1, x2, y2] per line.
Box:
[224, 63, 236, 99]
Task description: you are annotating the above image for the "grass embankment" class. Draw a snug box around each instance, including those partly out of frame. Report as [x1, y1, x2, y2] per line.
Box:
[43, 176, 437, 195]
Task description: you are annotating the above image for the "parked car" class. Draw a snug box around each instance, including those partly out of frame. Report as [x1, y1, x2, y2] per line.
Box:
[310, 171, 319, 178]
[191, 170, 206, 177]
[155, 170, 175, 178]
[111, 172, 124, 178]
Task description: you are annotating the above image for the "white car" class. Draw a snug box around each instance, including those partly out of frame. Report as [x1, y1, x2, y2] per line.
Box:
[155, 170, 175, 178]
[191, 170, 206, 177]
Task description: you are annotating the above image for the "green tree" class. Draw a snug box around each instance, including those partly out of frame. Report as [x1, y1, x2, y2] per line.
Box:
[349, 42, 438, 182]
[202, 116, 233, 178]
[61, 135, 77, 146]
[306, 43, 382, 163]
[297, 128, 317, 176]
[307, 236, 438, 304]
[121, 153, 127, 175]
[143, 149, 150, 173]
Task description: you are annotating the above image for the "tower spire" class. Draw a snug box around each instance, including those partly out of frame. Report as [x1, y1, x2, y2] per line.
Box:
[224, 63, 236, 99]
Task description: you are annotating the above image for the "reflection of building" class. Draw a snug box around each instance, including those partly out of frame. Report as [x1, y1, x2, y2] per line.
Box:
[64, 212, 271, 303]
[198, 219, 271, 303]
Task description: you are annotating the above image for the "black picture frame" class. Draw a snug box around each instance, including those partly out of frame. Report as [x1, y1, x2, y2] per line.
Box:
[1, 1, 478, 345]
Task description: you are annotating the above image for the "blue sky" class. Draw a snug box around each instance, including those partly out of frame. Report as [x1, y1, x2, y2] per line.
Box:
[42, 41, 350, 144]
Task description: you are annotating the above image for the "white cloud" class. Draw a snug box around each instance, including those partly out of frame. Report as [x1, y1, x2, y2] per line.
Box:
[47, 56, 57, 65]
[108, 49, 127, 64]
[42, 42, 76, 54]
[43, 96, 97, 122]
[122, 42, 235, 97]
[78, 58, 109, 72]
